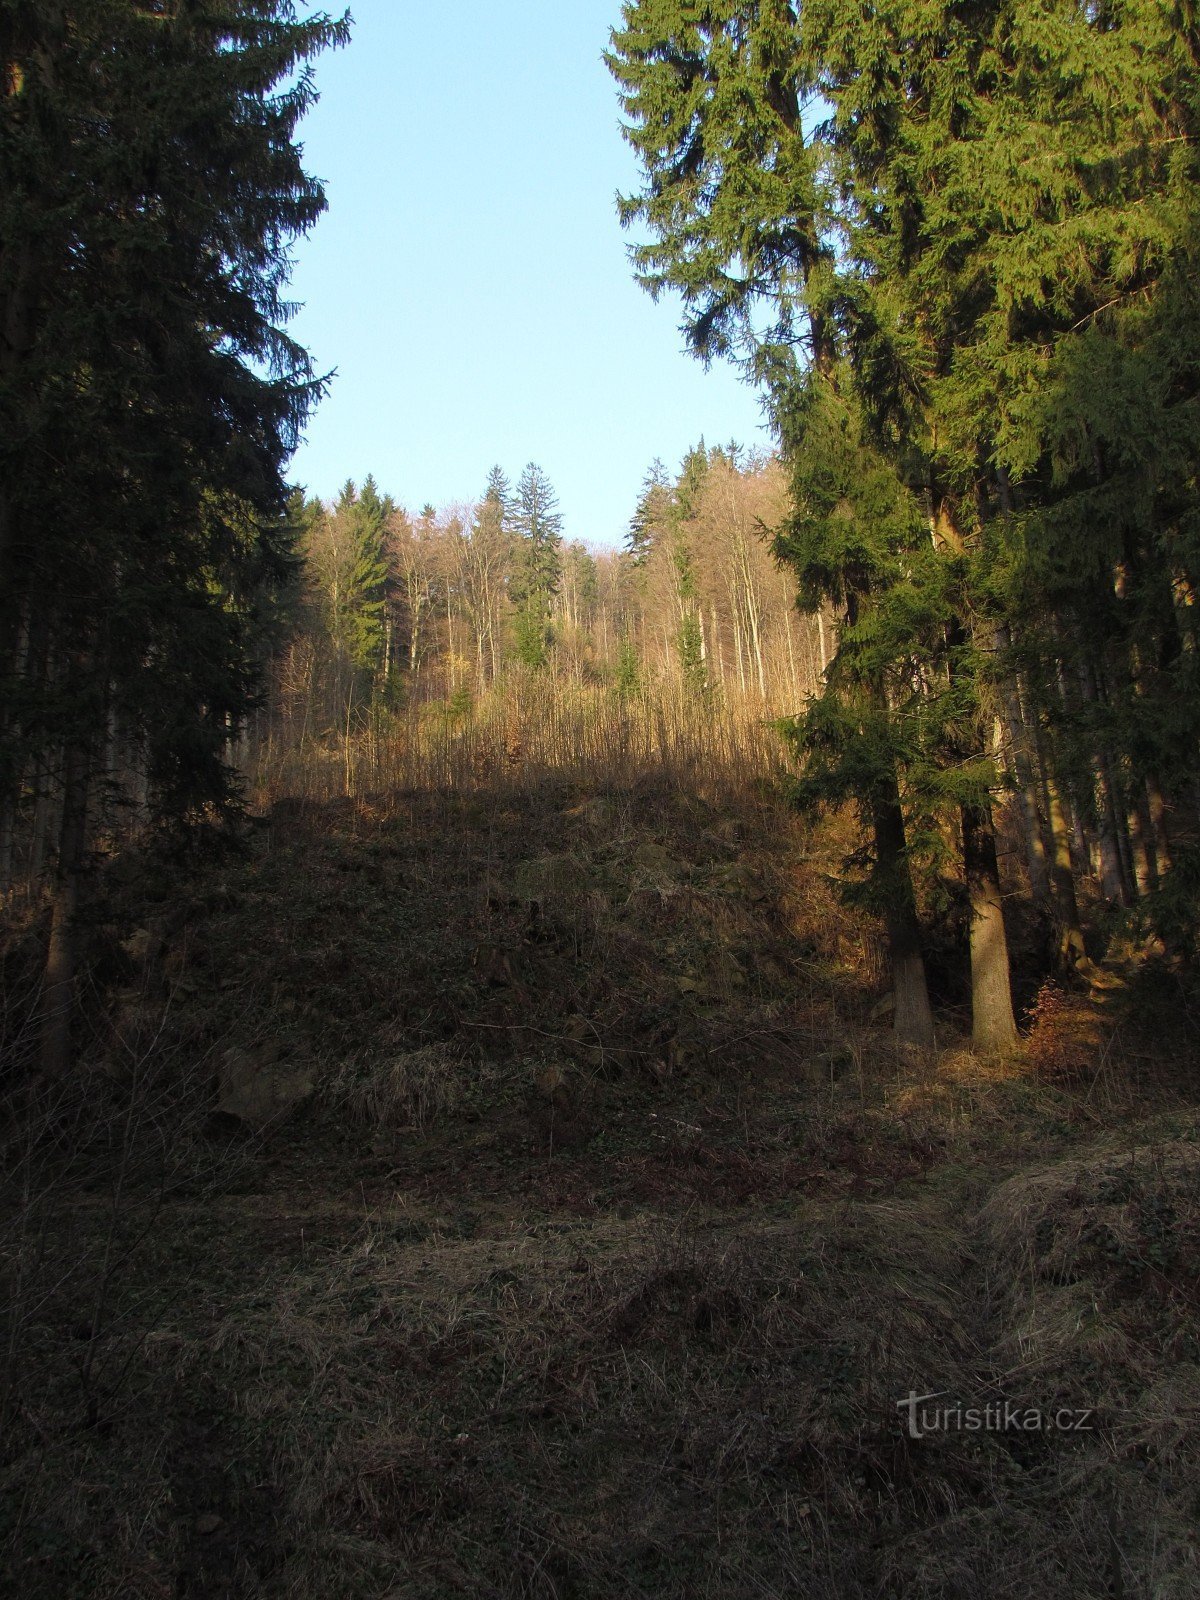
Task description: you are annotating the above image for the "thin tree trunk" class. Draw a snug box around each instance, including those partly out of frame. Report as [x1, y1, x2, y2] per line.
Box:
[1128, 793, 1156, 897]
[995, 628, 1051, 908]
[0, 599, 31, 896]
[1044, 772, 1088, 970]
[1094, 748, 1131, 903]
[874, 782, 936, 1052]
[941, 589, 1020, 1051]
[712, 604, 725, 686]
[0, 781, 16, 899]
[29, 746, 54, 886]
[962, 799, 1019, 1052]
[1077, 659, 1129, 904]
[0, 237, 41, 583]
[40, 741, 91, 1076]
[1146, 776, 1172, 876]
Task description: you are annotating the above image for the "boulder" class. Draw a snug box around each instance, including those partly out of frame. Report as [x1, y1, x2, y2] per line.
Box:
[218, 1042, 314, 1127]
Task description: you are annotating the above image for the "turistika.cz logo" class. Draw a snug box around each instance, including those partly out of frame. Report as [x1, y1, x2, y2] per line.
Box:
[897, 1392, 1095, 1440]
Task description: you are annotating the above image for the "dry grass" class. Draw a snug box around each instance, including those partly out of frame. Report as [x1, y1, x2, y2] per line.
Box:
[251, 674, 793, 807]
[3, 736, 1199, 1598]
[6, 1095, 1199, 1598]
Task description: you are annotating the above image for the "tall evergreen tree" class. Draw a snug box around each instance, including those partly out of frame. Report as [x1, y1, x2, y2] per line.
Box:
[345, 475, 393, 684]
[0, 1, 348, 1071]
[482, 465, 512, 528]
[509, 463, 564, 669]
[610, 0, 1200, 1034]
[609, 1, 939, 1050]
[674, 441, 711, 522]
[627, 458, 673, 566]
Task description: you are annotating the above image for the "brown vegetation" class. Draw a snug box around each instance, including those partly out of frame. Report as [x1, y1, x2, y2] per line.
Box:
[3, 717, 1198, 1596]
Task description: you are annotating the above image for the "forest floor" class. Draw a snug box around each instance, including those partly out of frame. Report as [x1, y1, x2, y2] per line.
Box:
[3, 776, 1200, 1598]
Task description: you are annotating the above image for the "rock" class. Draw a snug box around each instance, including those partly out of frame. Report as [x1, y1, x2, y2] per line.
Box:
[869, 992, 896, 1024]
[194, 1514, 223, 1537]
[218, 1043, 314, 1127]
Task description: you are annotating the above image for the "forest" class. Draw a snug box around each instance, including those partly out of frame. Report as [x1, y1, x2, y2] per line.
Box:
[2, 4, 1199, 1598]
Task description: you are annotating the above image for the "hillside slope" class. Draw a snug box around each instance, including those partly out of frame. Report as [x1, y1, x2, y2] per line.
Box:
[3, 780, 1199, 1599]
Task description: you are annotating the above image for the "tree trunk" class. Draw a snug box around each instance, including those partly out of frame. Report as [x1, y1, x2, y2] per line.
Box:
[1004, 691, 1049, 902]
[937, 588, 1018, 1050]
[1051, 655, 1098, 882]
[0, 783, 15, 899]
[1077, 660, 1130, 904]
[1146, 776, 1172, 876]
[962, 800, 1019, 1052]
[0, 599, 31, 896]
[1044, 773, 1088, 971]
[40, 741, 90, 1077]
[1128, 792, 1156, 897]
[873, 786, 936, 1051]
[1094, 746, 1131, 903]
[997, 654, 1052, 908]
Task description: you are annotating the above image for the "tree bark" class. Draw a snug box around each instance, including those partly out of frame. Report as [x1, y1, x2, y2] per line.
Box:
[1146, 776, 1172, 876]
[873, 785, 936, 1052]
[1077, 659, 1131, 905]
[962, 799, 1019, 1052]
[39, 741, 91, 1077]
[994, 631, 1051, 908]
[1044, 772, 1088, 970]
[939, 577, 1019, 1051]
[1128, 792, 1157, 897]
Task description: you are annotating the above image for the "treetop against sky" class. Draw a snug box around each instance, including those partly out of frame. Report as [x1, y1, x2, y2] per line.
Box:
[285, 0, 768, 546]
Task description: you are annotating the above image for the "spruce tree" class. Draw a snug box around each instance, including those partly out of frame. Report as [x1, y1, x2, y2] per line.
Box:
[627, 459, 673, 566]
[345, 475, 393, 686]
[0, 1, 348, 1071]
[509, 463, 564, 669]
[607, 0, 1200, 1041]
[609, 1, 939, 1049]
[482, 465, 512, 527]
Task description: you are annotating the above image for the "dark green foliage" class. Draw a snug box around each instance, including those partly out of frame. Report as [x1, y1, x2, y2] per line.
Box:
[482, 465, 512, 526]
[677, 611, 708, 698]
[614, 637, 642, 699]
[674, 441, 711, 521]
[627, 458, 673, 566]
[337, 476, 394, 682]
[0, 1, 348, 831]
[510, 463, 564, 669]
[610, 0, 1200, 982]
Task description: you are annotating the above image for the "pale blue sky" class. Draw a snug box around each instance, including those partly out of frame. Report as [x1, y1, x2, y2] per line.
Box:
[285, 1, 770, 547]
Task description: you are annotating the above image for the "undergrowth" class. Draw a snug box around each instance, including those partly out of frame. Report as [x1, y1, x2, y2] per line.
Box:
[2, 769, 1198, 1598]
